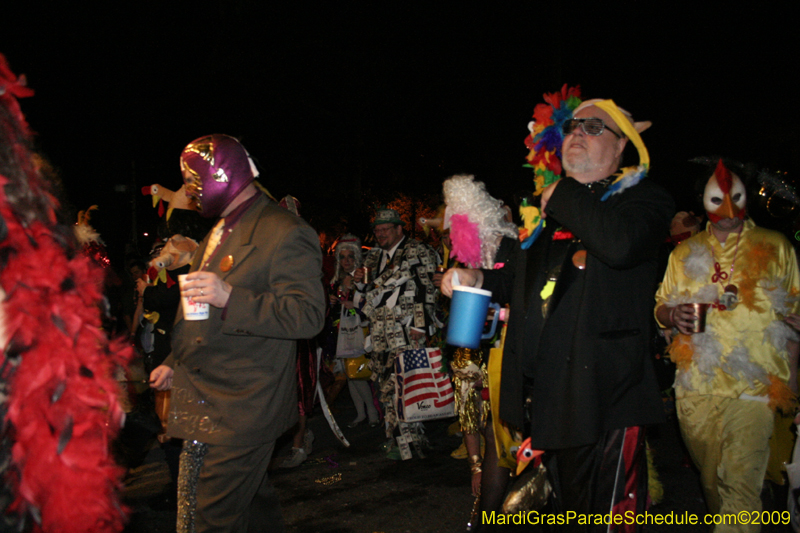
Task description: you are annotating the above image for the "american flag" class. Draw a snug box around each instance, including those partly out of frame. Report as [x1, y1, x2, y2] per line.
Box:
[396, 348, 454, 409]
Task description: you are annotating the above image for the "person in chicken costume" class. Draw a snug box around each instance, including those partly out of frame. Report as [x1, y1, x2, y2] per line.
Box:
[655, 158, 800, 530]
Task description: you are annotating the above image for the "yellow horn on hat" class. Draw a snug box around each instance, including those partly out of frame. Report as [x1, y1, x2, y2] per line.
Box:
[592, 99, 650, 170]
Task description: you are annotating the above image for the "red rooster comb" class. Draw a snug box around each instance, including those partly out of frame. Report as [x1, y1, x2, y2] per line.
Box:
[714, 158, 732, 194]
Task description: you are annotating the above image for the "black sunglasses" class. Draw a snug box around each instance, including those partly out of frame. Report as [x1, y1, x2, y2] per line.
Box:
[562, 118, 622, 139]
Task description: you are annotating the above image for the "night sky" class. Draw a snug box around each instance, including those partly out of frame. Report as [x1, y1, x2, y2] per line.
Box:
[3, 3, 796, 264]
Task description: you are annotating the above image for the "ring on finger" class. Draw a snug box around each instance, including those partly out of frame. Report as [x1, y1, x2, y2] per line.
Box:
[200, 289, 204, 296]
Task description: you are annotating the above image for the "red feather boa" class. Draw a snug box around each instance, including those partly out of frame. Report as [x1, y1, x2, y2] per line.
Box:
[1, 172, 133, 532]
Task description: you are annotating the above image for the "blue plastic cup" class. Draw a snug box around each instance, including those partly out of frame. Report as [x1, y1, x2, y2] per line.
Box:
[447, 286, 494, 349]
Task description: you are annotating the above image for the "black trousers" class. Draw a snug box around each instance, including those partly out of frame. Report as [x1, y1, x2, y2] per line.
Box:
[544, 426, 648, 533]
[190, 440, 284, 533]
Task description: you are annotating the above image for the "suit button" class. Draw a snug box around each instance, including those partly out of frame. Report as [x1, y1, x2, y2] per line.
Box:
[194, 337, 202, 344]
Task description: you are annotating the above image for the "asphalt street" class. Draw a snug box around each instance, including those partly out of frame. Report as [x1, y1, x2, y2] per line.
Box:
[121, 387, 789, 532]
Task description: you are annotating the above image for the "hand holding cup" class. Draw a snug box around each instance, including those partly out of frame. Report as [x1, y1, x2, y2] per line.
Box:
[441, 268, 483, 298]
[354, 267, 365, 284]
[671, 303, 706, 335]
[179, 271, 232, 309]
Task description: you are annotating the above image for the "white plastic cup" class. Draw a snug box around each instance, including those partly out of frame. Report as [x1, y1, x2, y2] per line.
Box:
[178, 274, 209, 321]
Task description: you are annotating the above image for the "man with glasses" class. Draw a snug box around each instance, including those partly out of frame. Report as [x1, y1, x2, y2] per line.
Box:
[354, 208, 440, 459]
[442, 99, 673, 529]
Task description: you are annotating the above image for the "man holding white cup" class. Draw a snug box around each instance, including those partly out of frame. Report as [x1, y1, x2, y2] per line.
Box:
[149, 134, 325, 532]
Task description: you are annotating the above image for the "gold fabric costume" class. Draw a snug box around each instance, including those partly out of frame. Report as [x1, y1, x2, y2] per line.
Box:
[450, 347, 487, 434]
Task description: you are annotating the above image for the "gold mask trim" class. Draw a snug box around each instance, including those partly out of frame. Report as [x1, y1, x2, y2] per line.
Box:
[181, 159, 205, 212]
[183, 136, 215, 166]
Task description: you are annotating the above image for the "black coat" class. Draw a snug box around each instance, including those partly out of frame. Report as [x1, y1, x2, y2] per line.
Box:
[483, 176, 674, 449]
[142, 264, 188, 367]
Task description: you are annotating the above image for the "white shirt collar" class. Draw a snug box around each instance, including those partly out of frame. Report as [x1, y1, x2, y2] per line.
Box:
[384, 236, 404, 259]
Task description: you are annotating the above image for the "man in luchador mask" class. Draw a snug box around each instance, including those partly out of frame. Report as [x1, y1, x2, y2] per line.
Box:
[150, 134, 325, 532]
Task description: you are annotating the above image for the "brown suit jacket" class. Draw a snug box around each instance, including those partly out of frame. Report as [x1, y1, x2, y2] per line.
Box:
[163, 194, 325, 446]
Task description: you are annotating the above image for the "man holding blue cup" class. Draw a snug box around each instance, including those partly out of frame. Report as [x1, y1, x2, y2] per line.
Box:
[442, 96, 673, 528]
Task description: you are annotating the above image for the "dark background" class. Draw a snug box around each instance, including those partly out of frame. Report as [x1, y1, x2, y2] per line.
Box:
[3, 2, 797, 264]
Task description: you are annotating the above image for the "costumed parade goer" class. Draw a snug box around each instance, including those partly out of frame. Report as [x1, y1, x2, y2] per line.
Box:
[0, 53, 133, 532]
[129, 183, 211, 508]
[442, 87, 674, 531]
[353, 207, 441, 459]
[141, 235, 200, 498]
[276, 194, 319, 470]
[149, 134, 325, 532]
[136, 237, 197, 376]
[329, 234, 379, 429]
[440, 174, 518, 529]
[655, 158, 800, 532]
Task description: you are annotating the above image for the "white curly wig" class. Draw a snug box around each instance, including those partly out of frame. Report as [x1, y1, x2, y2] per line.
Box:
[333, 233, 363, 283]
[443, 174, 517, 269]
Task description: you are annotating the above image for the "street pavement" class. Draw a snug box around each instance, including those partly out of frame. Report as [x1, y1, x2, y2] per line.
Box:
[121, 388, 784, 532]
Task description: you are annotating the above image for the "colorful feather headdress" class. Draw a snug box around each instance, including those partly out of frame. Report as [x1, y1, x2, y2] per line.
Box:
[523, 84, 582, 196]
[519, 85, 581, 248]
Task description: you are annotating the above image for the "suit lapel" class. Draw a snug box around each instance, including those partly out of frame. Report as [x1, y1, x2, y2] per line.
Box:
[378, 236, 406, 276]
[175, 197, 266, 328]
[203, 196, 266, 278]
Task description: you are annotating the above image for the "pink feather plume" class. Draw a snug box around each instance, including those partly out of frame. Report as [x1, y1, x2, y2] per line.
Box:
[449, 214, 482, 267]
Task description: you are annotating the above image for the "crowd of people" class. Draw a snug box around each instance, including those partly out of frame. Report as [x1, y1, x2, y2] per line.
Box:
[3, 51, 800, 533]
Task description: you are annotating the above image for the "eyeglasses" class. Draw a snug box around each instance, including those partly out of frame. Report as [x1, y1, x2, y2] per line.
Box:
[562, 118, 622, 139]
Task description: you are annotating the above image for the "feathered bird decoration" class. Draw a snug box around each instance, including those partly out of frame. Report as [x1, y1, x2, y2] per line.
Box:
[417, 216, 443, 237]
[501, 436, 550, 515]
[146, 234, 199, 287]
[514, 437, 544, 476]
[74, 205, 103, 248]
[518, 199, 544, 250]
[141, 183, 198, 219]
[73, 205, 110, 269]
[518, 85, 581, 247]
